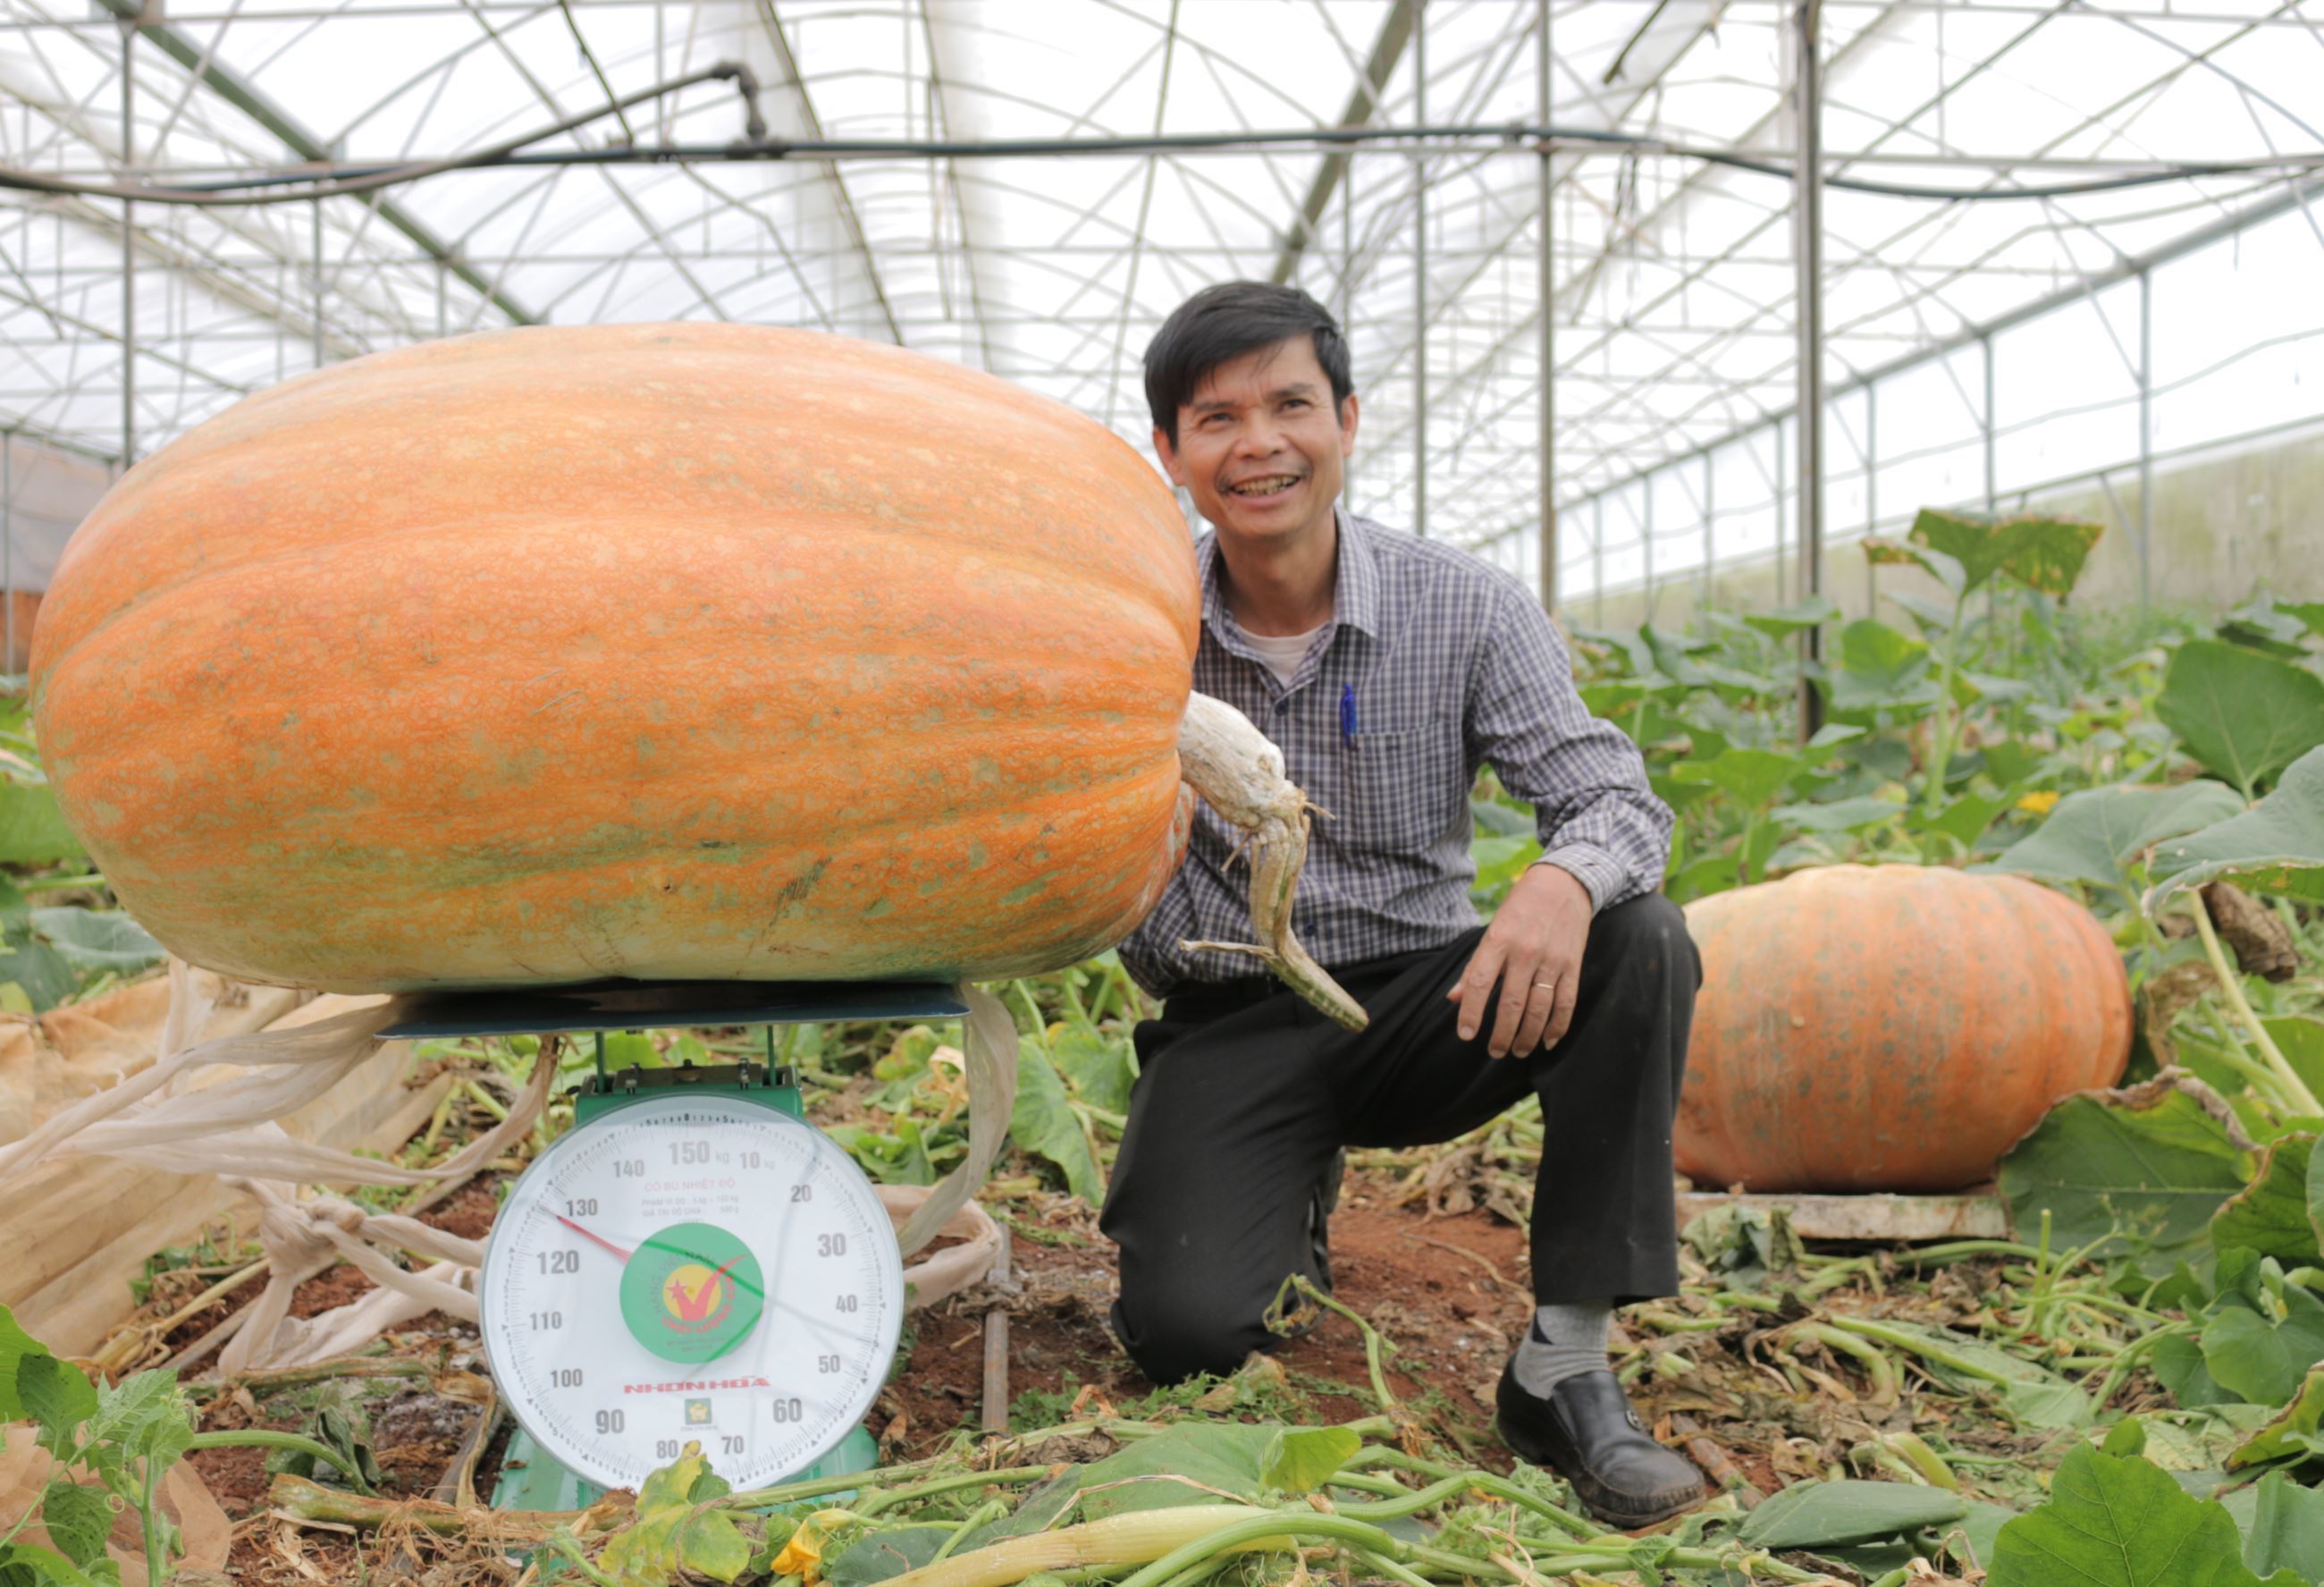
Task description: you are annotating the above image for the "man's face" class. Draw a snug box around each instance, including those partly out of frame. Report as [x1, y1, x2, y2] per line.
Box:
[1153, 334, 1359, 550]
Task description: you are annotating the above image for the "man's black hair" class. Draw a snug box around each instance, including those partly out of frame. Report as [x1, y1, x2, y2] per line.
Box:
[1143, 283, 1354, 446]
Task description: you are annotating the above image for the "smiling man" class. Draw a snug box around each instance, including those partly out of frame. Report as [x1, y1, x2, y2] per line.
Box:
[1107, 283, 1705, 1528]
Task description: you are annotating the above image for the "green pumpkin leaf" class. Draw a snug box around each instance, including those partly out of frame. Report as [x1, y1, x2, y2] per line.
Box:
[825, 1527, 953, 1587]
[1770, 796, 1905, 834]
[1827, 619, 1939, 712]
[1983, 780, 2245, 896]
[1048, 1027, 1135, 1116]
[2137, 1405, 2276, 1466]
[1997, 1076, 2252, 1276]
[2154, 1334, 2237, 1409]
[14, 1353, 97, 1456]
[1989, 1445, 2300, 1586]
[0, 1540, 115, 1587]
[31, 1481, 111, 1573]
[2158, 641, 2324, 798]
[1907, 506, 2104, 598]
[89, 1368, 195, 1469]
[2269, 1020, 2324, 1110]
[2148, 747, 2324, 909]
[602, 1444, 751, 1586]
[2210, 1132, 2320, 1268]
[2200, 1257, 2324, 1406]
[28, 908, 163, 975]
[1913, 789, 2017, 848]
[2228, 1368, 2324, 1470]
[1735, 1479, 1965, 1550]
[1258, 1427, 1360, 1494]
[2241, 1470, 2324, 1580]
[1666, 747, 1803, 808]
[1741, 594, 1840, 639]
[1864, 536, 1969, 596]
[0, 783, 85, 866]
[1009, 1043, 1102, 1203]
[975, 1424, 1282, 1542]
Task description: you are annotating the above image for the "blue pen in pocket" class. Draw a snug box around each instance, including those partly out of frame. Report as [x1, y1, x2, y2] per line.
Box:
[1340, 682, 1358, 751]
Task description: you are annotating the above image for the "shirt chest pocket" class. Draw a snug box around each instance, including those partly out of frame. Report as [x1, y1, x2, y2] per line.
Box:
[1327, 722, 1468, 853]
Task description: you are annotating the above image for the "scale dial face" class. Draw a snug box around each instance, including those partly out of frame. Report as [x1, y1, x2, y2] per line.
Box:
[478, 1095, 904, 1493]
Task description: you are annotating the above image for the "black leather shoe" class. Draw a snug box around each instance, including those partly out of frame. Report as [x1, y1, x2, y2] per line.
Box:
[1495, 1365, 1705, 1529]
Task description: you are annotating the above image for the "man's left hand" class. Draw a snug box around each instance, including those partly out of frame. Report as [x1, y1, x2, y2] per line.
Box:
[1448, 864, 1592, 1059]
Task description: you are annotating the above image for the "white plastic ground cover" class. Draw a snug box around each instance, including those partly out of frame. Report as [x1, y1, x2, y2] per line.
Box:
[0, 959, 1019, 1370]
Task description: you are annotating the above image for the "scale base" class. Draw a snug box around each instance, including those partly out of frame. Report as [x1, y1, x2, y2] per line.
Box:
[490, 1423, 882, 1513]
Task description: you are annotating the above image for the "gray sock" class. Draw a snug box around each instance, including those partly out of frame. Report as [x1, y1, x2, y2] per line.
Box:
[1511, 1301, 1612, 1397]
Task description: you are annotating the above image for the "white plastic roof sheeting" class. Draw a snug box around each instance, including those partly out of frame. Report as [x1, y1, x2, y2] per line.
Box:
[0, 0, 2316, 568]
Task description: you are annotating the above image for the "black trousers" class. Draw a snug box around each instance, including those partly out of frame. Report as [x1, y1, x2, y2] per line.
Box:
[1101, 892, 1699, 1385]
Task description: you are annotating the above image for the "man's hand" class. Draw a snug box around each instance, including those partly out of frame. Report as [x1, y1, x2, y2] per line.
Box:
[1448, 864, 1592, 1059]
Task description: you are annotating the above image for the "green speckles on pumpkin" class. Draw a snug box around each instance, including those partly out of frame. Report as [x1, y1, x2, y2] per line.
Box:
[1002, 878, 1049, 907]
[972, 756, 1002, 784]
[862, 898, 892, 918]
[965, 841, 989, 870]
[918, 878, 946, 897]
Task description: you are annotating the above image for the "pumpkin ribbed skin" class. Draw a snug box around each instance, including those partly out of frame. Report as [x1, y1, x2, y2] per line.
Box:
[32, 324, 1201, 992]
[1675, 865, 2131, 1193]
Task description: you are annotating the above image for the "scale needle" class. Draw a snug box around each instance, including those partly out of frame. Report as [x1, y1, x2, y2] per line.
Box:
[555, 1215, 635, 1262]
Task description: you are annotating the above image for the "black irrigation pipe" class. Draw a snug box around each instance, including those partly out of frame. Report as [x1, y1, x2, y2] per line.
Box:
[5, 111, 2321, 207]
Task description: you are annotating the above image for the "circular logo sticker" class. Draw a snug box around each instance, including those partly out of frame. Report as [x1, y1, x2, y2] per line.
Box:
[619, 1222, 766, 1363]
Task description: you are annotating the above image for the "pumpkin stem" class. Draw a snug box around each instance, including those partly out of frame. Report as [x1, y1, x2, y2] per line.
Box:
[1174, 693, 1368, 1031]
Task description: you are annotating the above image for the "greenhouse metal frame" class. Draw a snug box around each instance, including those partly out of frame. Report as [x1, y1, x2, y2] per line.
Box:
[0, 0, 2318, 641]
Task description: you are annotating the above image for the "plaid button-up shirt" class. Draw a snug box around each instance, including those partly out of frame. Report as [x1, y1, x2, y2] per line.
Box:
[1117, 509, 1672, 999]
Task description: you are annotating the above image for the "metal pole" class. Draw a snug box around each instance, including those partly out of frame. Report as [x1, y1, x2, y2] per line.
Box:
[1774, 421, 1789, 606]
[312, 199, 325, 367]
[1593, 495, 1604, 626]
[1981, 334, 1997, 511]
[4, 434, 13, 676]
[1701, 453, 1714, 612]
[120, 19, 134, 468]
[1341, 155, 1356, 511]
[437, 261, 449, 339]
[1790, 0, 1825, 739]
[2137, 269, 2153, 609]
[1865, 380, 1879, 613]
[1535, 0, 1556, 612]
[1411, 0, 1427, 538]
[1642, 480, 1655, 621]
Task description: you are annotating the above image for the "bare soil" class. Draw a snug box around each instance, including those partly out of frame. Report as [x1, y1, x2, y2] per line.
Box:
[186, 1168, 1548, 1580]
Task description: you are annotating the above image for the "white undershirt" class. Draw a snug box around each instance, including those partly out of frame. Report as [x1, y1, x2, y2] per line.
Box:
[1243, 623, 1327, 688]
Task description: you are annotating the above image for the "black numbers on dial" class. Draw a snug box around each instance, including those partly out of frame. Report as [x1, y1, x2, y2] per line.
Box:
[721, 1436, 745, 1456]
[565, 1197, 598, 1217]
[614, 1160, 645, 1178]
[834, 1294, 858, 1313]
[551, 1368, 584, 1388]
[538, 1250, 579, 1276]
[669, 1140, 712, 1166]
[530, 1312, 563, 1331]
[817, 1355, 841, 1374]
[741, 1151, 762, 1169]
[817, 1233, 846, 1257]
[596, 1410, 626, 1435]
[770, 1397, 805, 1423]
[657, 1439, 681, 1460]
[789, 1185, 813, 1203]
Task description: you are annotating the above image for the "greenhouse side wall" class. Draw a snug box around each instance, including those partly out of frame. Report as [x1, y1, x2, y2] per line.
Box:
[1576, 426, 2324, 633]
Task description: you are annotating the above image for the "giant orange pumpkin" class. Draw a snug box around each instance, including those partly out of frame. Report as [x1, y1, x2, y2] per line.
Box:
[31, 324, 1200, 991]
[1676, 865, 2132, 1193]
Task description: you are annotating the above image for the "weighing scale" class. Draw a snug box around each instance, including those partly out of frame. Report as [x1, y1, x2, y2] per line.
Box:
[380, 979, 970, 1509]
